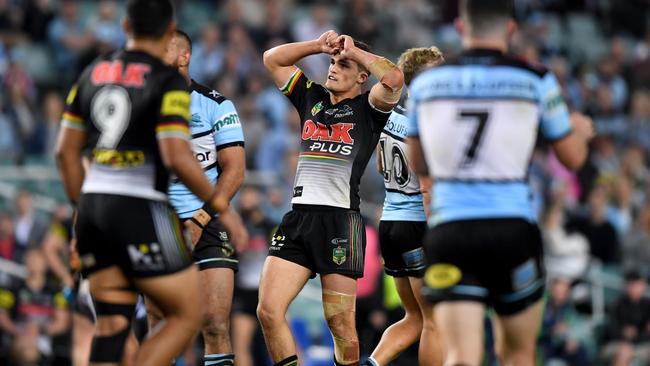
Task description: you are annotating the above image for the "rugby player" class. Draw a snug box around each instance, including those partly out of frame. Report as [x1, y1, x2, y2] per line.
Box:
[55, 1, 241, 365]
[407, 1, 595, 365]
[259, 31, 404, 366]
[155, 29, 246, 366]
[365, 47, 445, 366]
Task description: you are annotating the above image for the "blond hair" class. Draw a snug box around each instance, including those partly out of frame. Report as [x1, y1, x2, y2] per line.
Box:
[398, 47, 445, 86]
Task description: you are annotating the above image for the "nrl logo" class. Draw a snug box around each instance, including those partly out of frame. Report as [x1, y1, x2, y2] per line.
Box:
[333, 247, 347, 265]
[311, 101, 324, 116]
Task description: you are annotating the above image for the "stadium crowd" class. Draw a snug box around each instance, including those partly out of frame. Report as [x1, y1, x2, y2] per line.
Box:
[0, 0, 649, 365]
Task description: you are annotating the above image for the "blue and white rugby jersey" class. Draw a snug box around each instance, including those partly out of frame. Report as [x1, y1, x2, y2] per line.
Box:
[380, 94, 426, 222]
[407, 49, 572, 226]
[168, 80, 244, 219]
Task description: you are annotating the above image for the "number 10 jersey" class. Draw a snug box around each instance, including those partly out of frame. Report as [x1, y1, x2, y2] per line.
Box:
[379, 95, 426, 222]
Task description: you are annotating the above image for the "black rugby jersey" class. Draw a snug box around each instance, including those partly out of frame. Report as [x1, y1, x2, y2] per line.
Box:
[281, 68, 392, 210]
[61, 50, 191, 201]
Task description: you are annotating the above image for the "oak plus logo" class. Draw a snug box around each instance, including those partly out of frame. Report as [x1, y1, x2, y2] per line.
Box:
[302, 120, 355, 156]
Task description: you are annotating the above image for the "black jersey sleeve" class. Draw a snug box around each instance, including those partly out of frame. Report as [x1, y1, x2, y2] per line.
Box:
[61, 81, 87, 132]
[279, 68, 326, 118]
[364, 92, 392, 133]
[155, 72, 191, 140]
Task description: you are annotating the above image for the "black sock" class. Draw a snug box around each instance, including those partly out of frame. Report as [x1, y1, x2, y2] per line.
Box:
[274, 355, 298, 366]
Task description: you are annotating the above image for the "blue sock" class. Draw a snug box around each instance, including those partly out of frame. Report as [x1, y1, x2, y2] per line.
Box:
[204, 353, 235, 366]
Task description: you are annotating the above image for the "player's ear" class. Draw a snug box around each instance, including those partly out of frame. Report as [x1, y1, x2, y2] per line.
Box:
[506, 19, 517, 39]
[454, 17, 465, 36]
[122, 18, 130, 36]
[357, 67, 368, 85]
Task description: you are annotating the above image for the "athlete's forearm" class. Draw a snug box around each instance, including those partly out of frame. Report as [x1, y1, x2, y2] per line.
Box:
[213, 149, 245, 203]
[56, 150, 84, 205]
[348, 48, 404, 93]
[263, 40, 322, 70]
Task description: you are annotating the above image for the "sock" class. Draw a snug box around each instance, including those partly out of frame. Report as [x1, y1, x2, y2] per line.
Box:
[274, 355, 298, 366]
[363, 357, 380, 366]
[204, 353, 235, 366]
[335, 357, 359, 366]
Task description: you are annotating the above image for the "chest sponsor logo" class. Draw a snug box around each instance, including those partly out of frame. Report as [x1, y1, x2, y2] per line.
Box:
[214, 113, 240, 131]
[194, 151, 212, 163]
[302, 120, 354, 144]
[91, 61, 151, 87]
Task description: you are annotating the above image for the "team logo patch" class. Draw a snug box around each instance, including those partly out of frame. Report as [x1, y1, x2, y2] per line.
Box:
[127, 242, 164, 270]
[293, 186, 303, 197]
[190, 113, 202, 127]
[311, 101, 324, 116]
[270, 234, 285, 251]
[424, 263, 462, 289]
[333, 247, 347, 265]
[221, 242, 235, 257]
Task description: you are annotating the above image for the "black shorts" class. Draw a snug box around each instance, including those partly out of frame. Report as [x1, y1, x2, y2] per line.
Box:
[268, 205, 366, 279]
[233, 287, 258, 317]
[422, 218, 545, 316]
[76, 194, 193, 279]
[189, 218, 238, 272]
[378, 221, 427, 278]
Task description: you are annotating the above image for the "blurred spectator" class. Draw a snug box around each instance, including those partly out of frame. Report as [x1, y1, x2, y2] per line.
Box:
[22, 0, 56, 43]
[622, 205, 650, 276]
[543, 199, 589, 280]
[189, 24, 226, 85]
[88, 0, 124, 50]
[0, 213, 14, 260]
[585, 57, 629, 114]
[602, 270, 650, 366]
[566, 185, 620, 265]
[0, 248, 70, 365]
[249, 0, 293, 50]
[232, 185, 275, 366]
[626, 90, 650, 152]
[0, 97, 19, 161]
[588, 85, 627, 139]
[255, 108, 300, 173]
[340, 0, 378, 45]
[539, 278, 591, 366]
[40, 91, 64, 158]
[548, 55, 585, 111]
[47, 0, 92, 83]
[291, 1, 334, 80]
[633, 33, 650, 89]
[12, 190, 47, 263]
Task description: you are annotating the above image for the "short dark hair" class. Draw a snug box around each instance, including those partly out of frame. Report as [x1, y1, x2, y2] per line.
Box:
[175, 30, 193, 53]
[127, 0, 174, 39]
[353, 40, 371, 53]
[460, 0, 513, 35]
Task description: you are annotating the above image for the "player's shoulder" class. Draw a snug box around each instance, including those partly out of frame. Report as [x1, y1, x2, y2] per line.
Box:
[190, 79, 227, 104]
[496, 54, 550, 79]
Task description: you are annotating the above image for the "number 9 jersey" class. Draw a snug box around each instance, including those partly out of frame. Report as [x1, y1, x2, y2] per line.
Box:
[379, 95, 426, 222]
[61, 50, 191, 201]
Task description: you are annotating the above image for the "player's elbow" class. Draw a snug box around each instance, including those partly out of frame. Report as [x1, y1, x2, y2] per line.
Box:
[558, 153, 586, 172]
[262, 49, 278, 71]
[382, 68, 404, 92]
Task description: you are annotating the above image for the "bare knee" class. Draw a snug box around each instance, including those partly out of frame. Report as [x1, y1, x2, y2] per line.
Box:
[256, 301, 285, 329]
[203, 310, 230, 340]
[497, 344, 536, 366]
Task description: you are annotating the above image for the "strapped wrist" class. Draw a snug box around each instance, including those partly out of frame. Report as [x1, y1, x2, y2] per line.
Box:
[192, 209, 212, 228]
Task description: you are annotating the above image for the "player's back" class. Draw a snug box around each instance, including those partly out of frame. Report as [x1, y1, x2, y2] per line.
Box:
[63, 49, 190, 202]
[408, 49, 571, 225]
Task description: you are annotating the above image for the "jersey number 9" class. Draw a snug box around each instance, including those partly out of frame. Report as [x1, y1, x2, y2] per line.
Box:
[91, 86, 132, 149]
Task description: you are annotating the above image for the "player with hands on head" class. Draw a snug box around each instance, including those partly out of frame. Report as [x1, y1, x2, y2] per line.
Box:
[260, 30, 403, 366]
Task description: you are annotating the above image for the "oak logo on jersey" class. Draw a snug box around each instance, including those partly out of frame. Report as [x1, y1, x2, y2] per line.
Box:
[302, 120, 354, 144]
[91, 61, 151, 87]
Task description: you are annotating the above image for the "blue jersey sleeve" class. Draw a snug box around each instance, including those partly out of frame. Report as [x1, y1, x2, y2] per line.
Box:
[405, 92, 419, 137]
[212, 100, 244, 148]
[539, 73, 572, 141]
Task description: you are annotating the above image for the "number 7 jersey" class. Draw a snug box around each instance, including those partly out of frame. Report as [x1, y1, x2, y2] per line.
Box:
[379, 94, 426, 222]
[407, 49, 573, 225]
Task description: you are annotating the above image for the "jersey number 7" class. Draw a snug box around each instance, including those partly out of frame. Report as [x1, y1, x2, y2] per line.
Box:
[458, 110, 490, 168]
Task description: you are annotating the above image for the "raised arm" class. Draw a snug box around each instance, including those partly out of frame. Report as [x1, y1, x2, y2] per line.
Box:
[263, 30, 340, 87]
[336, 35, 404, 112]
